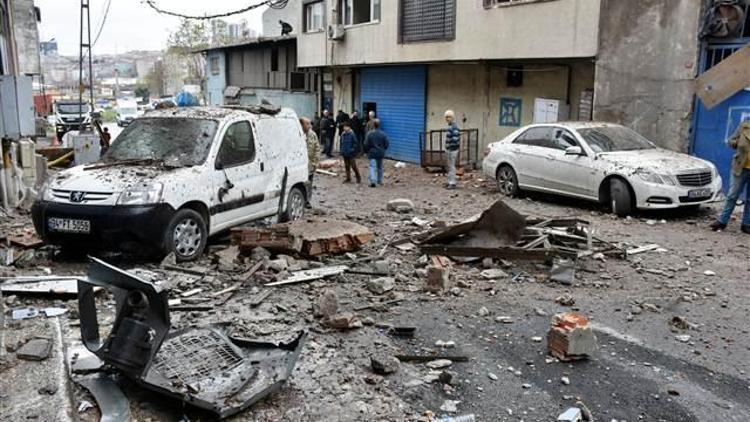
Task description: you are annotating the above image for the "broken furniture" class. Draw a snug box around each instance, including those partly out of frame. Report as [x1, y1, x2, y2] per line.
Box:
[419, 199, 624, 262]
[547, 312, 597, 361]
[78, 257, 307, 419]
[232, 219, 374, 257]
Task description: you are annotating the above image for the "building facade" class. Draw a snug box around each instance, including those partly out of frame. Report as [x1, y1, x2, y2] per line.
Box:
[201, 36, 320, 119]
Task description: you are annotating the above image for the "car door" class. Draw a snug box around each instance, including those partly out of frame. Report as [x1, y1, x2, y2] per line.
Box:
[510, 126, 557, 189]
[545, 128, 596, 197]
[210, 120, 270, 231]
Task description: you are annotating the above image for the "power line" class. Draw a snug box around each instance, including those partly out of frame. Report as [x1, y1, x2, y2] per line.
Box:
[142, 0, 288, 20]
[92, 0, 112, 46]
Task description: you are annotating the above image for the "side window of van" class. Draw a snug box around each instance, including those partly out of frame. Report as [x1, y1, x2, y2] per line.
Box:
[217, 121, 255, 168]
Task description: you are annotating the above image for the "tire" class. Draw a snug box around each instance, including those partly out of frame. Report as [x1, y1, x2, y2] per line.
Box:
[496, 165, 519, 197]
[163, 209, 207, 262]
[610, 178, 633, 217]
[282, 186, 306, 222]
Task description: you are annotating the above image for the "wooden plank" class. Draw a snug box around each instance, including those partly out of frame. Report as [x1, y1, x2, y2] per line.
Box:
[696, 44, 750, 109]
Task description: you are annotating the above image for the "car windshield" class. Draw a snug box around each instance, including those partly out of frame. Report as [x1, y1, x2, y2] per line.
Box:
[102, 117, 218, 167]
[579, 126, 656, 153]
[57, 103, 90, 114]
[119, 107, 137, 114]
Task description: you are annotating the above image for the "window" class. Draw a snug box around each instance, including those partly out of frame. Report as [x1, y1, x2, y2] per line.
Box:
[304, 1, 325, 32]
[400, 0, 455, 43]
[270, 47, 279, 72]
[513, 127, 555, 148]
[217, 121, 255, 168]
[550, 129, 579, 150]
[210, 57, 220, 75]
[339, 0, 380, 26]
[290, 72, 307, 91]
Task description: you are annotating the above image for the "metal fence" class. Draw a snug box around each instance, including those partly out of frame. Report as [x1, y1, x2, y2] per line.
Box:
[420, 129, 480, 169]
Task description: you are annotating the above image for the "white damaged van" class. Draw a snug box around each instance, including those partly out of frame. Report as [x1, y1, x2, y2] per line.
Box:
[32, 106, 310, 261]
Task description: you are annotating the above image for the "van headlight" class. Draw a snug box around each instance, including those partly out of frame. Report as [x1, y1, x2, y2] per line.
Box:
[117, 183, 163, 205]
[635, 169, 677, 186]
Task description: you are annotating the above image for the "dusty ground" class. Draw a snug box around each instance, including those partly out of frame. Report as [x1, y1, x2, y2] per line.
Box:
[1, 159, 749, 422]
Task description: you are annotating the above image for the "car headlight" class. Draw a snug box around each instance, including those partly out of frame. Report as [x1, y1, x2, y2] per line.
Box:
[117, 183, 163, 205]
[636, 169, 677, 186]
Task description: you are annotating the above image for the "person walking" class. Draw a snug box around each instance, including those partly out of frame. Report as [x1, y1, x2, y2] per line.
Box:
[340, 121, 361, 184]
[99, 127, 112, 157]
[321, 110, 335, 157]
[300, 117, 321, 208]
[364, 119, 389, 187]
[444, 110, 461, 190]
[710, 120, 750, 233]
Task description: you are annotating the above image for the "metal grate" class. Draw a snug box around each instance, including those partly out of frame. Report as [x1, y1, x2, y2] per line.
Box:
[400, 0, 455, 43]
[677, 171, 713, 187]
[151, 329, 244, 385]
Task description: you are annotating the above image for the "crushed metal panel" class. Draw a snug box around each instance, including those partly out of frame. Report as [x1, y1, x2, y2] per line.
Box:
[77, 374, 131, 422]
[696, 44, 750, 109]
[78, 257, 307, 418]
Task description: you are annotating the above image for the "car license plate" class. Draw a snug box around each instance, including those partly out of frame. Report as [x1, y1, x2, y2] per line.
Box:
[688, 188, 712, 199]
[48, 218, 91, 233]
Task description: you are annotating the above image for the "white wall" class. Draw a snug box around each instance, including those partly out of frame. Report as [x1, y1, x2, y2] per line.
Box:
[298, 0, 601, 67]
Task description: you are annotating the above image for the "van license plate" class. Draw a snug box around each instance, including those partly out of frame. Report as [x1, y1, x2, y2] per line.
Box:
[48, 218, 91, 233]
[688, 188, 712, 199]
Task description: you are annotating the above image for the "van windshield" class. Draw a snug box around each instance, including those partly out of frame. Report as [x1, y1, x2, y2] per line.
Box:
[57, 103, 90, 114]
[103, 118, 218, 167]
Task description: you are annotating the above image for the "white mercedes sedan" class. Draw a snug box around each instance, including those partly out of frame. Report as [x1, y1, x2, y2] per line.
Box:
[482, 122, 722, 216]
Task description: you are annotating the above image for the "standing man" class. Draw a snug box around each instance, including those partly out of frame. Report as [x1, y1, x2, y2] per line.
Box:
[99, 127, 112, 157]
[300, 117, 321, 208]
[340, 121, 361, 184]
[351, 110, 364, 152]
[365, 110, 377, 134]
[364, 119, 389, 187]
[321, 110, 335, 158]
[710, 120, 750, 234]
[444, 110, 461, 190]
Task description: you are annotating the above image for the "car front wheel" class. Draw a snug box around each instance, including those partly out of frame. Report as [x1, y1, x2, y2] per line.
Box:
[164, 209, 207, 262]
[496, 165, 519, 197]
[610, 178, 633, 217]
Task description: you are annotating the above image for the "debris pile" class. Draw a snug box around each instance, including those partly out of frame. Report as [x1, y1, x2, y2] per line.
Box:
[547, 312, 598, 361]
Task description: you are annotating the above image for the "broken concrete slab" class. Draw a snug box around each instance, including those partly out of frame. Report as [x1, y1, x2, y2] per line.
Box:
[370, 354, 400, 375]
[232, 219, 374, 257]
[17, 338, 52, 361]
[386, 198, 415, 213]
[550, 259, 576, 285]
[548, 313, 597, 361]
[367, 277, 395, 295]
[325, 312, 360, 330]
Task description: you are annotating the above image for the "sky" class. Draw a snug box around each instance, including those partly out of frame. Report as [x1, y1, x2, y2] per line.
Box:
[35, 0, 267, 56]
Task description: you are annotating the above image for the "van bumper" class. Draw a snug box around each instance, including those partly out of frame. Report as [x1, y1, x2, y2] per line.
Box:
[31, 200, 176, 252]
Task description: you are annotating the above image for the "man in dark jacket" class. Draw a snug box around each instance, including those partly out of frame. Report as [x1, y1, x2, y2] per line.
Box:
[321, 110, 335, 157]
[444, 110, 461, 189]
[711, 120, 750, 233]
[364, 119, 389, 187]
[340, 121, 361, 183]
[351, 110, 364, 152]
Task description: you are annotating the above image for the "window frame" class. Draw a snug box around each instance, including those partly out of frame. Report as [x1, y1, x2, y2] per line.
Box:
[398, 0, 456, 44]
[339, 0, 381, 27]
[215, 120, 257, 169]
[209, 56, 220, 75]
[303, 1, 325, 33]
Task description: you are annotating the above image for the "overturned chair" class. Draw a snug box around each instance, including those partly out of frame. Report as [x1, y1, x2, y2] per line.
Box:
[78, 257, 307, 419]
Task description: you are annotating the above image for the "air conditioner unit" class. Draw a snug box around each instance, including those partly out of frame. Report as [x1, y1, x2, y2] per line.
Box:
[328, 24, 345, 41]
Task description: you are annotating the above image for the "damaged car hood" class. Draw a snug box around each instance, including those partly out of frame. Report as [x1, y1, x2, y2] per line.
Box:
[50, 163, 195, 193]
[598, 148, 713, 174]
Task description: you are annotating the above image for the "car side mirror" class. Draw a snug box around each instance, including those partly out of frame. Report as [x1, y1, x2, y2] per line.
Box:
[565, 146, 583, 156]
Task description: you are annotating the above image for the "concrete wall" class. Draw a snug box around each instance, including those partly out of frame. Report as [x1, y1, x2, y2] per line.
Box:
[426, 61, 595, 149]
[298, 0, 601, 67]
[239, 88, 317, 120]
[205, 50, 226, 106]
[11, 0, 40, 75]
[594, 0, 703, 152]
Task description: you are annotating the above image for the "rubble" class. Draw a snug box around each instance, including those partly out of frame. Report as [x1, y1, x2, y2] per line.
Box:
[325, 312, 360, 329]
[266, 265, 348, 287]
[386, 198, 415, 213]
[77, 374, 131, 422]
[367, 277, 395, 295]
[315, 289, 339, 319]
[232, 219, 374, 257]
[16, 338, 52, 361]
[370, 354, 400, 375]
[558, 407, 583, 422]
[547, 313, 598, 361]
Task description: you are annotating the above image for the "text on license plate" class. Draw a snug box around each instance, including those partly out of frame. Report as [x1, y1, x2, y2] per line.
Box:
[688, 188, 712, 198]
[48, 218, 91, 233]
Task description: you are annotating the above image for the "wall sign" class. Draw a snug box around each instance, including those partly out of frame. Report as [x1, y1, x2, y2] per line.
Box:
[499, 97, 522, 127]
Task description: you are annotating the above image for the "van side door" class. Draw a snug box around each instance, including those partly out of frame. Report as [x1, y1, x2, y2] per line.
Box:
[209, 120, 270, 231]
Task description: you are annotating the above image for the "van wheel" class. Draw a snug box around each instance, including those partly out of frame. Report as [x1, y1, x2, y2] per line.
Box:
[164, 209, 207, 262]
[496, 165, 519, 197]
[610, 178, 633, 217]
[282, 187, 305, 222]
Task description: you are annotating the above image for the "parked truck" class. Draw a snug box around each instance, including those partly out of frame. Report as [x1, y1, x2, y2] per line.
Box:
[54, 100, 92, 140]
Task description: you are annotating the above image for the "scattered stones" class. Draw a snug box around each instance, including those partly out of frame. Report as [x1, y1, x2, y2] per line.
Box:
[555, 294, 575, 307]
[425, 265, 450, 293]
[531, 336, 543, 343]
[367, 277, 395, 295]
[558, 407, 583, 422]
[478, 306, 490, 317]
[439, 370, 457, 385]
[561, 376, 571, 385]
[435, 340, 456, 348]
[548, 312, 597, 361]
[386, 198, 415, 213]
[482, 258, 494, 269]
[522, 383, 532, 389]
[534, 308, 549, 316]
[370, 354, 400, 375]
[325, 312, 359, 330]
[16, 338, 52, 361]
[675, 334, 691, 343]
[495, 316, 514, 324]
[703, 270, 716, 277]
[440, 399, 460, 413]
[315, 289, 339, 319]
[426, 359, 453, 369]
[488, 373, 498, 381]
[481, 269, 508, 280]
[38, 384, 58, 395]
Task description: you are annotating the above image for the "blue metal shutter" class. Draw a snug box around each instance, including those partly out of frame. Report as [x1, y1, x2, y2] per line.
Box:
[360, 66, 426, 163]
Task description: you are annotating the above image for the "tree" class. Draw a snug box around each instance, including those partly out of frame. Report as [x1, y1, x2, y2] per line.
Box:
[167, 18, 209, 86]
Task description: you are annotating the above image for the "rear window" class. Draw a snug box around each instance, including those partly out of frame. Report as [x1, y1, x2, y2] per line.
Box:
[103, 118, 218, 167]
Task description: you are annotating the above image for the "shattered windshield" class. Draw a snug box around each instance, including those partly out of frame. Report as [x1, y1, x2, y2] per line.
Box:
[57, 103, 90, 114]
[103, 118, 218, 167]
[579, 126, 656, 153]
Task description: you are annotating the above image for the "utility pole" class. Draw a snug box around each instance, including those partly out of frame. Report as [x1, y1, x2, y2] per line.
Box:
[78, 0, 94, 131]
